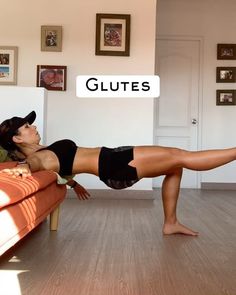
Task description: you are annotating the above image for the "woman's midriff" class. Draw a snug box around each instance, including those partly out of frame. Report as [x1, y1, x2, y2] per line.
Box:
[72, 147, 101, 175]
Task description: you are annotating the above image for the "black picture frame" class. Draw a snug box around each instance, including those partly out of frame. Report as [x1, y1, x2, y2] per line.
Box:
[216, 67, 236, 83]
[95, 13, 131, 56]
[217, 44, 236, 60]
[216, 90, 236, 105]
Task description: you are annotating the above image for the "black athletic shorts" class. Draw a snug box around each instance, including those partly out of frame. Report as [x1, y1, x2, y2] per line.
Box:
[98, 146, 139, 189]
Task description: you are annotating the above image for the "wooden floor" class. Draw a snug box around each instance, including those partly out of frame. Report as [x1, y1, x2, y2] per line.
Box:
[0, 189, 236, 295]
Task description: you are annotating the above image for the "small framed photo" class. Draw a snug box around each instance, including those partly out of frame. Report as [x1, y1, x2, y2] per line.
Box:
[0, 46, 18, 85]
[37, 65, 67, 91]
[217, 44, 236, 60]
[216, 90, 236, 105]
[41, 26, 62, 52]
[95, 13, 131, 56]
[216, 67, 236, 83]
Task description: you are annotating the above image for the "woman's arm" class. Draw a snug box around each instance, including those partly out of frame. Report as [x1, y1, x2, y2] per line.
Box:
[0, 152, 50, 178]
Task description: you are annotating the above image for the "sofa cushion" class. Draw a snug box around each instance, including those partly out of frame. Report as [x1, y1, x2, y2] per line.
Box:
[0, 166, 59, 209]
[0, 177, 66, 256]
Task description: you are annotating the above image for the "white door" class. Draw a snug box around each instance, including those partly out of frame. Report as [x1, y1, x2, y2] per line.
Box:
[154, 38, 201, 188]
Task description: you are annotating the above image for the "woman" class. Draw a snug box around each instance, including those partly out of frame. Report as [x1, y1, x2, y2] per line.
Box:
[1, 111, 236, 236]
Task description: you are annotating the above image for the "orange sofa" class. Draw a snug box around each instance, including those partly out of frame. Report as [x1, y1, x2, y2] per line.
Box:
[0, 162, 66, 256]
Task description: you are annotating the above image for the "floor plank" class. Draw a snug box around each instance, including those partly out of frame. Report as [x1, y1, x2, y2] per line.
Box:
[0, 189, 235, 295]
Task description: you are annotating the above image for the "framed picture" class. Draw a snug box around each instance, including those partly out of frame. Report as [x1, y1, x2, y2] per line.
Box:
[95, 13, 131, 56]
[0, 46, 18, 85]
[216, 67, 236, 83]
[217, 44, 236, 60]
[216, 90, 236, 105]
[37, 65, 67, 91]
[41, 26, 62, 52]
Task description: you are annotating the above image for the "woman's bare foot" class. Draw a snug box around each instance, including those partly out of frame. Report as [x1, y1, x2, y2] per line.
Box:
[163, 221, 199, 236]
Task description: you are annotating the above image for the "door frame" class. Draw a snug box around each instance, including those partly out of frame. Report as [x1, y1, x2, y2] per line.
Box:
[154, 35, 204, 188]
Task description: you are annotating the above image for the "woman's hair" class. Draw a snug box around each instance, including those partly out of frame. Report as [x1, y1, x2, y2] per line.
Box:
[0, 123, 19, 151]
[0, 111, 36, 155]
[8, 149, 25, 161]
[0, 126, 24, 160]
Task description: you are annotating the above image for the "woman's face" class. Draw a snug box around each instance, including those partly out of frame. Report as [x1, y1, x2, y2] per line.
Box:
[15, 123, 41, 145]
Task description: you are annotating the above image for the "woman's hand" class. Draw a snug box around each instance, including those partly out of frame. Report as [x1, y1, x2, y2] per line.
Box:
[73, 182, 91, 200]
[0, 164, 32, 179]
[67, 179, 90, 200]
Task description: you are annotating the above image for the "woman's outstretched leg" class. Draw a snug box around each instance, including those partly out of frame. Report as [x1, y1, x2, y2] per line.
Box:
[181, 148, 236, 171]
[131, 146, 236, 178]
[161, 168, 198, 236]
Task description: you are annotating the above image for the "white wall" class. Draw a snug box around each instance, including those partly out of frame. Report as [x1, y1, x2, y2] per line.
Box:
[0, 87, 47, 143]
[0, 0, 156, 189]
[157, 0, 236, 184]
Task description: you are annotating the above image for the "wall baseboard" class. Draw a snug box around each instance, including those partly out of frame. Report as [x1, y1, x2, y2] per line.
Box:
[201, 182, 236, 190]
[66, 189, 156, 200]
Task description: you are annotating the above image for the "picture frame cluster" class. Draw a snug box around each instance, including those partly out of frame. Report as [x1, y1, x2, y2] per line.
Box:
[216, 44, 236, 105]
[38, 25, 66, 91]
[1, 13, 131, 90]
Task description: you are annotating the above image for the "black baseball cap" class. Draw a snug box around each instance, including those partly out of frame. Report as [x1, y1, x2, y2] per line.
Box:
[0, 111, 36, 150]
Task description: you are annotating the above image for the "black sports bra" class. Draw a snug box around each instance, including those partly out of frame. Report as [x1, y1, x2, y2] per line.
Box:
[38, 139, 77, 176]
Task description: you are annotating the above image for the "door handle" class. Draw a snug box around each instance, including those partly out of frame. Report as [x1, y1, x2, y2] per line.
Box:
[191, 118, 198, 125]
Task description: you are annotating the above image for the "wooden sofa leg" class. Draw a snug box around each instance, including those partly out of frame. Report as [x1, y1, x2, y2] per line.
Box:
[50, 206, 60, 231]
